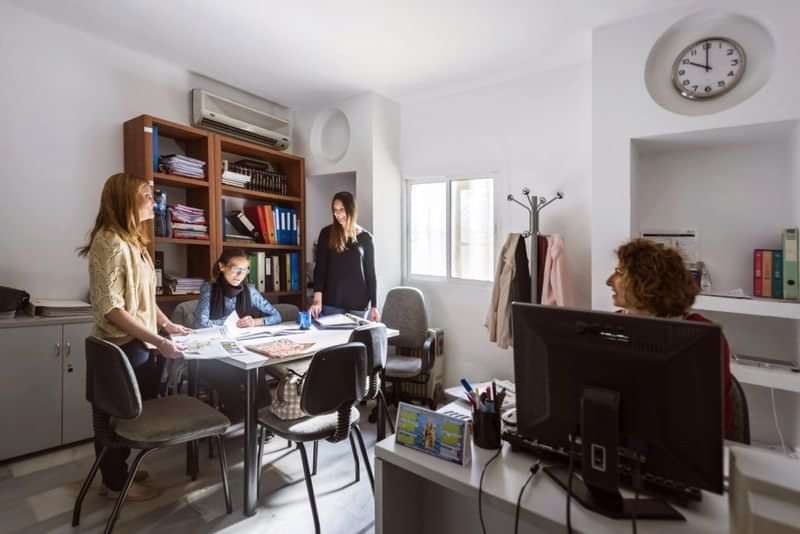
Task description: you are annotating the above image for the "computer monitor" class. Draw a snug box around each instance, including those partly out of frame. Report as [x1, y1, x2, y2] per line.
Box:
[510, 303, 724, 520]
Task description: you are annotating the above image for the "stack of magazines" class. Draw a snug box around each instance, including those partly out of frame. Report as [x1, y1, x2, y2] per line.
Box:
[169, 204, 208, 239]
[221, 161, 251, 188]
[163, 274, 204, 295]
[160, 154, 206, 179]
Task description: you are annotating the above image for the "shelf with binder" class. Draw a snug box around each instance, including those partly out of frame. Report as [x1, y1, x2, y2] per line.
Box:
[154, 171, 209, 189]
[156, 237, 211, 246]
[693, 294, 800, 320]
[213, 133, 305, 308]
[222, 240, 301, 251]
[220, 185, 301, 204]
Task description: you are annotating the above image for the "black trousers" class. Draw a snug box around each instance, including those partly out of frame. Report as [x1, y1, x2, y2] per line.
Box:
[93, 340, 161, 491]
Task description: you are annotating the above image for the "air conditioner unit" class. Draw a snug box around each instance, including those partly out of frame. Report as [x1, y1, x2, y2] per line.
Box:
[192, 89, 290, 151]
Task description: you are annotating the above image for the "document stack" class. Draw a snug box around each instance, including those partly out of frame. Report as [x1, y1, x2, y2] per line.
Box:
[159, 154, 206, 179]
[221, 160, 252, 188]
[169, 204, 208, 240]
[163, 274, 204, 295]
[26, 299, 93, 317]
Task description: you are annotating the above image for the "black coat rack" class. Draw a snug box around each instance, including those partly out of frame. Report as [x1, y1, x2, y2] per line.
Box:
[506, 188, 564, 302]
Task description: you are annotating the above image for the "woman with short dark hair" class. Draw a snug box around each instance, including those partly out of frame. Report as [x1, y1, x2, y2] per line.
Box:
[607, 238, 733, 435]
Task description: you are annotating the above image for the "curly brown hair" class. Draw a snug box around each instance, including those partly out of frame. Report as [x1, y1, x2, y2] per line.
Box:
[614, 238, 698, 317]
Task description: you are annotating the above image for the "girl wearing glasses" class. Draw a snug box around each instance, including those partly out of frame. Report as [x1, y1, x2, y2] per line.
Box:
[194, 248, 282, 328]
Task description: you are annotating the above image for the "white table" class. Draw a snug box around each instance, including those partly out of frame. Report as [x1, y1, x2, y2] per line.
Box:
[186, 322, 398, 517]
[375, 438, 730, 534]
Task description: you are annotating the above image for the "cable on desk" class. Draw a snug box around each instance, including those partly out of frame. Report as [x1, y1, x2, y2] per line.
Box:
[566, 432, 576, 534]
[479, 447, 502, 534]
[514, 461, 541, 534]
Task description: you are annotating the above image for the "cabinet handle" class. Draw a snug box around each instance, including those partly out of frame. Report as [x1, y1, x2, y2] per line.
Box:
[55, 343, 61, 359]
[65, 342, 72, 358]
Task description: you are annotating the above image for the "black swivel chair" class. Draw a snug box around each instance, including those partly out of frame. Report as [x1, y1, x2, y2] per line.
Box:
[728, 374, 751, 444]
[349, 323, 394, 440]
[73, 337, 233, 534]
[256, 342, 372, 534]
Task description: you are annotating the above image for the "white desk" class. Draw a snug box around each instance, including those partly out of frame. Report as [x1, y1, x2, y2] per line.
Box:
[375, 439, 729, 534]
[187, 322, 398, 517]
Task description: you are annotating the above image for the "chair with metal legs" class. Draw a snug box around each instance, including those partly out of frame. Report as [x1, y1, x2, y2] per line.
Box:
[72, 337, 233, 534]
[256, 342, 372, 534]
[349, 323, 394, 440]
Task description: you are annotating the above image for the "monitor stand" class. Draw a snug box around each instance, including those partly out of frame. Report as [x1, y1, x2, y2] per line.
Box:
[545, 386, 685, 521]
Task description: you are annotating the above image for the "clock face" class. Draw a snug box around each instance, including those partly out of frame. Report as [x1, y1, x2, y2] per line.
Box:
[672, 37, 746, 100]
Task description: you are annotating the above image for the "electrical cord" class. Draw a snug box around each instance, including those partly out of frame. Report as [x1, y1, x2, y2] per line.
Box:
[631, 455, 641, 534]
[514, 461, 541, 534]
[770, 388, 788, 456]
[479, 448, 502, 534]
[566, 432, 575, 534]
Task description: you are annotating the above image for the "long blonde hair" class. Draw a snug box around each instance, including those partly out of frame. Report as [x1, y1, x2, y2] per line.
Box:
[78, 173, 152, 257]
[328, 191, 358, 253]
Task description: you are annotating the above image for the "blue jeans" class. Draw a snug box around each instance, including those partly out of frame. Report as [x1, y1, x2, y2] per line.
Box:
[93, 340, 160, 490]
[322, 305, 368, 319]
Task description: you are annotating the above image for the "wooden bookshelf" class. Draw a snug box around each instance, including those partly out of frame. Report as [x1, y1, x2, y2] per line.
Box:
[156, 237, 212, 246]
[220, 185, 301, 204]
[222, 240, 302, 251]
[215, 133, 306, 308]
[124, 114, 306, 311]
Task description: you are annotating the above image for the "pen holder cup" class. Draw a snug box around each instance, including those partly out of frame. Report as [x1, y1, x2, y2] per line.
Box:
[472, 410, 501, 450]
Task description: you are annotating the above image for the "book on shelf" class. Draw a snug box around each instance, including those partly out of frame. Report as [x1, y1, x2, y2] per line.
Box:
[159, 154, 206, 179]
[227, 210, 261, 241]
[784, 228, 799, 299]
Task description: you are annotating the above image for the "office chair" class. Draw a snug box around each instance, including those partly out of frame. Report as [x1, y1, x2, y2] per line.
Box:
[381, 287, 439, 409]
[73, 337, 232, 534]
[350, 323, 394, 440]
[728, 374, 751, 445]
[256, 342, 372, 534]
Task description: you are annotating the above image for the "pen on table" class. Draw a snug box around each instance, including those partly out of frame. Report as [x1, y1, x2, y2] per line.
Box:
[460, 378, 474, 395]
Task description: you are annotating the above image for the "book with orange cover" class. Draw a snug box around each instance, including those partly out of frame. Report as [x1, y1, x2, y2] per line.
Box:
[248, 338, 315, 359]
[243, 206, 267, 243]
[264, 204, 277, 244]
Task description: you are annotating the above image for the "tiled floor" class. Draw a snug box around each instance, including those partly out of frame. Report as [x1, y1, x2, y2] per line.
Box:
[0, 407, 381, 533]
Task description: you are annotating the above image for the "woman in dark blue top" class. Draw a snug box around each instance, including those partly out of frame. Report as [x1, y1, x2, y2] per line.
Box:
[194, 248, 282, 329]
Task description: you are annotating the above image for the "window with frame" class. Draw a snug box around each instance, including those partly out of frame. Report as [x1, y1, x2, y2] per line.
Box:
[406, 177, 494, 281]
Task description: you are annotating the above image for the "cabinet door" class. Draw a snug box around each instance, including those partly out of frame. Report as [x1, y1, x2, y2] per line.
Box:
[62, 323, 95, 444]
[0, 325, 63, 461]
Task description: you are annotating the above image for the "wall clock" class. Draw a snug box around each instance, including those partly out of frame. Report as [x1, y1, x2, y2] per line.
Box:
[672, 37, 746, 100]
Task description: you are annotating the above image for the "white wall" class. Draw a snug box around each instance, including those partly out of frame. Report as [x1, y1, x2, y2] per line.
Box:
[0, 2, 286, 300]
[593, 0, 800, 449]
[401, 63, 592, 386]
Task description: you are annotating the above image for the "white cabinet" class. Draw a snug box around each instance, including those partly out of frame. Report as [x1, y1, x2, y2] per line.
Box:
[0, 318, 94, 461]
[62, 322, 94, 445]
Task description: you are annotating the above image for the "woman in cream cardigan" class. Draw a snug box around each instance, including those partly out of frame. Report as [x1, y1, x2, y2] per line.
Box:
[78, 172, 189, 501]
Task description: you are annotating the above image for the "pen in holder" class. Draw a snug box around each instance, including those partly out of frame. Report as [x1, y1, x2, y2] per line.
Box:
[472, 408, 501, 450]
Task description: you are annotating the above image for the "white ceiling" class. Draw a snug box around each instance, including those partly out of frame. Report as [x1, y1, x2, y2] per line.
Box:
[10, 0, 695, 108]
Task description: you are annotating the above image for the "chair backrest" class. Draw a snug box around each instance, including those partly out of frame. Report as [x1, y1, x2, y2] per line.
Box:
[728, 374, 751, 445]
[382, 286, 428, 348]
[85, 336, 142, 419]
[171, 299, 199, 328]
[301, 342, 367, 416]
[349, 323, 388, 375]
[274, 303, 299, 323]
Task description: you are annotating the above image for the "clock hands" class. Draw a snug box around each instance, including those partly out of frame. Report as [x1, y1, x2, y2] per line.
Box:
[688, 61, 712, 71]
[704, 44, 710, 72]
